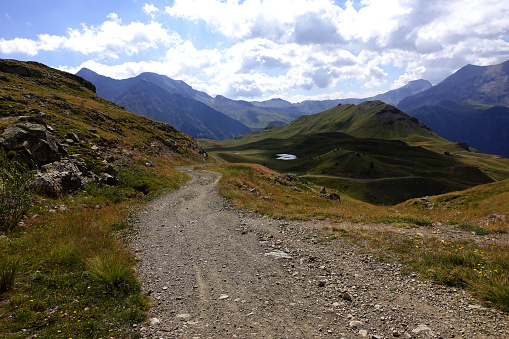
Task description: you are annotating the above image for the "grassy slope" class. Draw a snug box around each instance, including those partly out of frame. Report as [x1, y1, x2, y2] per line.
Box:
[202, 101, 509, 205]
[0, 59, 204, 338]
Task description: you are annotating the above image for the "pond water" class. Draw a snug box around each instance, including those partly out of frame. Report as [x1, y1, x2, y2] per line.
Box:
[276, 154, 297, 160]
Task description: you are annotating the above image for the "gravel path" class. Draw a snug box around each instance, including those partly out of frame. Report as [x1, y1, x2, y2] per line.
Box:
[131, 167, 508, 338]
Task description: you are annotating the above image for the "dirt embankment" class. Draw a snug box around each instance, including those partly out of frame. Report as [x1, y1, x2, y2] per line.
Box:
[131, 168, 508, 338]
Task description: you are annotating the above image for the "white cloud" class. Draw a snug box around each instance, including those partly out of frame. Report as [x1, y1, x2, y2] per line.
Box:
[142, 3, 160, 18]
[165, 0, 342, 43]
[0, 34, 66, 56]
[64, 17, 173, 58]
[0, 37, 39, 56]
[0, 14, 173, 59]
[6, 0, 509, 102]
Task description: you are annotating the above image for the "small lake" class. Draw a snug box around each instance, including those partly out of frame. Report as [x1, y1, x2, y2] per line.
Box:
[276, 154, 297, 160]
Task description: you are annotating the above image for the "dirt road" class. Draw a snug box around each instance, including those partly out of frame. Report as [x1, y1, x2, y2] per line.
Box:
[131, 168, 508, 338]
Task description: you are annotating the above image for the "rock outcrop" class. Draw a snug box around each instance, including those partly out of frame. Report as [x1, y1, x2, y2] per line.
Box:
[0, 116, 66, 165]
[36, 158, 92, 197]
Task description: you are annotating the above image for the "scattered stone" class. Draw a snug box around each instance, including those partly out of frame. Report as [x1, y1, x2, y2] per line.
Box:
[326, 192, 341, 202]
[176, 314, 192, 320]
[478, 214, 506, 226]
[149, 318, 160, 326]
[456, 141, 470, 151]
[100, 172, 117, 186]
[359, 329, 368, 337]
[264, 250, 292, 259]
[218, 294, 229, 300]
[342, 292, 353, 301]
[349, 320, 363, 328]
[0, 121, 66, 165]
[412, 197, 435, 210]
[411, 324, 433, 337]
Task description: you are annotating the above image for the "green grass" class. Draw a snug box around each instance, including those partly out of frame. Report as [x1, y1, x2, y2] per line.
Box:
[0, 154, 191, 337]
[0, 256, 18, 293]
[87, 253, 140, 295]
[0, 59, 205, 338]
[204, 100, 509, 205]
[206, 128, 504, 205]
[324, 227, 509, 311]
[0, 156, 190, 337]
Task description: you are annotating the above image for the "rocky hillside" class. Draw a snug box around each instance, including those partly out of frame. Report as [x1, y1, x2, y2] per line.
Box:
[0, 59, 206, 197]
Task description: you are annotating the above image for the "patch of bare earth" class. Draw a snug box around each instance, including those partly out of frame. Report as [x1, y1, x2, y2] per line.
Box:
[131, 168, 508, 338]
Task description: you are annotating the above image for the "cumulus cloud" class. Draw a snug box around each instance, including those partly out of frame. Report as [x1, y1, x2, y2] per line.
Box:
[64, 15, 173, 58]
[0, 13, 173, 59]
[6, 0, 509, 101]
[0, 37, 39, 56]
[142, 3, 160, 18]
[165, 0, 342, 43]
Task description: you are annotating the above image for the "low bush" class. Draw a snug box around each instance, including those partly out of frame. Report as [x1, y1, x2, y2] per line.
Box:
[87, 252, 140, 295]
[0, 255, 18, 293]
[0, 151, 36, 232]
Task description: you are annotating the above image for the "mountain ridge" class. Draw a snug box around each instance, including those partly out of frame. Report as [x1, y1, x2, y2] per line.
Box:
[116, 80, 251, 140]
[77, 68, 433, 132]
[398, 59, 509, 111]
[399, 59, 509, 157]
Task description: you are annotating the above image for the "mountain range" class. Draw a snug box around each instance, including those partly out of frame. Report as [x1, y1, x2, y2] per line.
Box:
[399, 59, 509, 157]
[78, 59, 509, 158]
[76, 69, 432, 138]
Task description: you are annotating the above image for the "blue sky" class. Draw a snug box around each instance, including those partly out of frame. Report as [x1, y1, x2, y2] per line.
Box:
[1, 0, 509, 102]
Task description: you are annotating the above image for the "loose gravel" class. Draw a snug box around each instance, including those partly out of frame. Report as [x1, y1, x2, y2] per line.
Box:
[131, 167, 508, 338]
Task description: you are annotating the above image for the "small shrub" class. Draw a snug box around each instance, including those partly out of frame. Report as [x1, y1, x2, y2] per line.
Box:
[474, 274, 509, 311]
[103, 186, 127, 203]
[0, 256, 19, 293]
[87, 253, 139, 295]
[0, 151, 36, 232]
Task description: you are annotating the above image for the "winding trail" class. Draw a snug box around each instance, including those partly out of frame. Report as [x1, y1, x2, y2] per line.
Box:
[132, 167, 509, 338]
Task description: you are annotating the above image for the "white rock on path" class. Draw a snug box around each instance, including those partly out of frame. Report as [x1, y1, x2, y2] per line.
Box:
[264, 250, 292, 259]
[411, 324, 434, 337]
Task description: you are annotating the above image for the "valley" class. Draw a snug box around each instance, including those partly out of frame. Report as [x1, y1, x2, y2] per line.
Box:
[1, 59, 509, 338]
[202, 101, 509, 205]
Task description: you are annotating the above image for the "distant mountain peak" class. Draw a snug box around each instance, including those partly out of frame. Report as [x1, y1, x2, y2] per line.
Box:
[398, 58, 509, 111]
